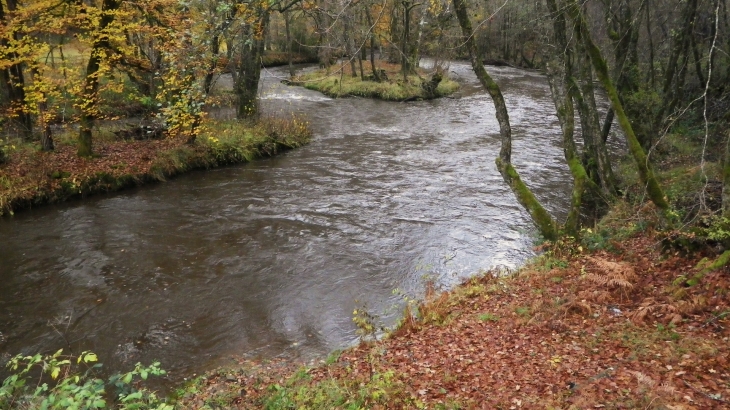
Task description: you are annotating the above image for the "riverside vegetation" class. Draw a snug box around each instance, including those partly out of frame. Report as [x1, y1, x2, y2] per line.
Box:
[290, 61, 460, 101]
[3, 0, 730, 407]
[0, 116, 312, 216]
[5, 129, 730, 408]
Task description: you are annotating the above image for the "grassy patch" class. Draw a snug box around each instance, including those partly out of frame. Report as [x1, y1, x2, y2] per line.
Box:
[292, 62, 459, 101]
[261, 370, 414, 410]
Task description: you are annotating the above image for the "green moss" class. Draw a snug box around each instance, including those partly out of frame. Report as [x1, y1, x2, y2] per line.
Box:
[294, 69, 459, 101]
[497, 159, 558, 241]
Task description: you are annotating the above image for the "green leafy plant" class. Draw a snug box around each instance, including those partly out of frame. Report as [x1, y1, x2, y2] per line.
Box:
[0, 350, 172, 410]
[477, 313, 500, 322]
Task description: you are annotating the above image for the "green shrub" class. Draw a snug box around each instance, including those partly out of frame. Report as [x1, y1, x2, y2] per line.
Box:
[0, 350, 172, 410]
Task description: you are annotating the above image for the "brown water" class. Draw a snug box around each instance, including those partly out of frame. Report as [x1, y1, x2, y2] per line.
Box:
[0, 62, 617, 383]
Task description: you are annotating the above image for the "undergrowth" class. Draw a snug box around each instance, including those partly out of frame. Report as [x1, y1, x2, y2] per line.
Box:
[293, 65, 459, 101]
[0, 116, 311, 216]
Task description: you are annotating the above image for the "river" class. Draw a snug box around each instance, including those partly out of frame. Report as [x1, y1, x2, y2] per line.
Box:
[0, 62, 611, 384]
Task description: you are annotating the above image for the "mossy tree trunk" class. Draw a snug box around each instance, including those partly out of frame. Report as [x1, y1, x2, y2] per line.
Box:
[545, 0, 593, 234]
[547, 62, 586, 234]
[452, 0, 558, 241]
[573, 42, 617, 200]
[723, 131, 730, 218]
[235, 12, 269, 120]
[565, 0, 669, 211]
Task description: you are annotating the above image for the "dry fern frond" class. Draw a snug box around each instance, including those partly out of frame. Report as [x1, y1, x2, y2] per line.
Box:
[628, 298, 680, 324]
[584, 256, 636, 290]
[658, 381, 678, 396]
[629, 370, 656, 388]
[676, 296, 707, 315]
[577, 289, 612, 304]
[560, 298, 593, 317]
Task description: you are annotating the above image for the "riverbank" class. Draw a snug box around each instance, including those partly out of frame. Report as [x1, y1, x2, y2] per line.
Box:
[0, 117, 311, 216]
[291, 61, 460, 101]
[174, 215, 730, 408]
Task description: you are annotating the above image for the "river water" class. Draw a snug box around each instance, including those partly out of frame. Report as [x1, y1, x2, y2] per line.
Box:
[0, 62, 606, 383]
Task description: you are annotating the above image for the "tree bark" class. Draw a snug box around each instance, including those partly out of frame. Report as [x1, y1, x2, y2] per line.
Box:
[566, 0, 669, 211]
[285, 11, 295, 79]
[365, 7, 380, 81]
[78, 0, 120, 157]
[235, 12, 269, 120]
[0, 0, 33, 140]
[723, 131, 730, 218]
[452, 0, 558, 240]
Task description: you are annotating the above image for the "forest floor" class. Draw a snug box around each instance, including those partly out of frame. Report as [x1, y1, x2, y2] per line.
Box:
[174, 210, 730, 409]
[290, 61, 460, 101]
[0, 116, 311, 216]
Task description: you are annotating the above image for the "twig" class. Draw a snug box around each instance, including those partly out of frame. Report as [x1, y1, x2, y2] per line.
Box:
[682, 379, 728, 403]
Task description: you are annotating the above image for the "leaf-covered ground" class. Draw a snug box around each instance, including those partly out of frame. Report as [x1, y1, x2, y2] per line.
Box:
[0, 118, 311, 216]
[177, 232, 730, 409]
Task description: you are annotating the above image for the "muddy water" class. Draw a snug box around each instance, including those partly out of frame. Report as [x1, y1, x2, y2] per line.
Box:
[0, 62, 616, 383]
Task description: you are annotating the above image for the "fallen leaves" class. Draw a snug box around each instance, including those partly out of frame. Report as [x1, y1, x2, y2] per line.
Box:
[175, 232, 730, 409]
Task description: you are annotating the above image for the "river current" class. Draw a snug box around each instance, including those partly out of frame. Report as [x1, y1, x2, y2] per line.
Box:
[0, 62, 613, 383]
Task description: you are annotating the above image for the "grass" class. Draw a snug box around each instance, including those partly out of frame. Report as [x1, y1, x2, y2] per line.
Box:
[292, 61, 459, 101]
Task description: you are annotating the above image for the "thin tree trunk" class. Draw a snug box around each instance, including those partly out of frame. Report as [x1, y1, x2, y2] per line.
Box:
[723, 131, 730, 218]
[78, 0, 120, 157]
[547, 62, 586, 234]
[566, 0, 669, 211]
[285, 11, 295, 79]
[365, 7, 380, 81]
[452, 0, 558, 240]
[545, 0, 595, 232]
[690, 31, 706, 86]
[646, 3, 655, 88]
[0, 0, 32, 140]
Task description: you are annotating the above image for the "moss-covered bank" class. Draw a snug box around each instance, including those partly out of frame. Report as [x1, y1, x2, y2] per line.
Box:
[292, 62, 459, 101]
[0, 117, 311, 216]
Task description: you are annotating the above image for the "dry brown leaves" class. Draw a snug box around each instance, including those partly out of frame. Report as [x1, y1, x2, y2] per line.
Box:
[168, 235, 729, 409]
[303, 234, 730, 409]
[0, 137, 184, 213]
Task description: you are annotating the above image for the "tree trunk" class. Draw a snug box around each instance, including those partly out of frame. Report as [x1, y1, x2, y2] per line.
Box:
[566, 0, 669, 211]
[365, 7, 380, 81]
[401, 0, 413, 79]
[285, 11, 295, 79]
[78, 0, 120, 157]
[0, 0, 32, 140]
[547, 62, 587, 234]
[723, 131, 730, 218]
[545, 0, 594, 233]
[235, 12, 269, 120]
[203, 33, 221, 95]
[452, 0, 558, 241]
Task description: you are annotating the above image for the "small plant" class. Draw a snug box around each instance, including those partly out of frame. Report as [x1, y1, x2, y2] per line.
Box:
[478, 313, 500, 322]
[0, 349, 172, 409]
[352, 304, 383, 341]
[514, 306, 531, 318]
[655, 323, 681, 341]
